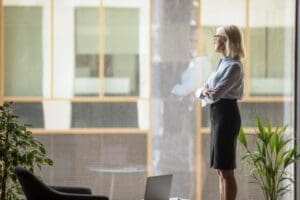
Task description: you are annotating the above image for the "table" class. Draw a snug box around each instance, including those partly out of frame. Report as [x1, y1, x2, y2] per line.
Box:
[170, 198, 190, 200]
[88, 166, 146, 199]
[141, 198, 189, 200]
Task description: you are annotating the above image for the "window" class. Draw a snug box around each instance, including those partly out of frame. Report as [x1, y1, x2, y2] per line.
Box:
[249, 0, 295, 96]
[4, 6, 43, 96]
[198, 0, 295, 199]
[1, 0, 296, 199]
[1, 1, 150, 199]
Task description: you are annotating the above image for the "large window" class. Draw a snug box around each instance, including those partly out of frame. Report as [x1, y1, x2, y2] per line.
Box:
[4, 6, 43, 96]
[249, 0, 295, 96]
[198, 0, 295, 199]
[1, 0, 150, 200]
[75, 7, 140, 96]
[0, 0, 296, 199]
[75, 7, 100, 96]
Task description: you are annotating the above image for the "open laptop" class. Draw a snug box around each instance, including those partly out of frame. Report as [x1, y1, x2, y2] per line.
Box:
[144, 174, 173, 200]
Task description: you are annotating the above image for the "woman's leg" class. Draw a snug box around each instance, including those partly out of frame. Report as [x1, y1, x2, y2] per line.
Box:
[219, 170, 237, 200]
[217, 170, 225, 200]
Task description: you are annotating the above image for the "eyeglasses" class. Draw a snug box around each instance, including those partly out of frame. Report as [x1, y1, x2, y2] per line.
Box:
[213, 34, 227, 41]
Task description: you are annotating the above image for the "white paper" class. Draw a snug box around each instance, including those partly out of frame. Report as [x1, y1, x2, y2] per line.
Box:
[171, 56, 212, 98]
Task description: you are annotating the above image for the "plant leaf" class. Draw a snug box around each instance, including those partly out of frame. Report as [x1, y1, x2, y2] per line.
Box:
[238, 127, 247, 148]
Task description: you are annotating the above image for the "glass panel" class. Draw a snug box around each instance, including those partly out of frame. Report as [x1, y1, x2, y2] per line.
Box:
[200, 134, 264, 199]
[200, 0, 246, 73]
[36, 134, 147, 200]
[198, 0, 295, 199]
[2, 0, 296, 199]
[201, 26, 246, 70]
[53, 1, 100, 98]
[249, 0, 295, 96]
[8, 102, 44, 128]
[4, 7, 43, 96]
[72, 102, 138, 128]
[6, 102, 143, 129]
[104, 8, 139, 96]
[201, 102, 294, 127]
[75, 7, 100, 96]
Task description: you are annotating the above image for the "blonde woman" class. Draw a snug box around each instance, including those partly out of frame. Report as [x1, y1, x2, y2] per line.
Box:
[196, 25, 245, 200]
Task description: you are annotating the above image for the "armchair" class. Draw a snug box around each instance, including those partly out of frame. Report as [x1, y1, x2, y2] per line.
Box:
[15, 166, 109, 200]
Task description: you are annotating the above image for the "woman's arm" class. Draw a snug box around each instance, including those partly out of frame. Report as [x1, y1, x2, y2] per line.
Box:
[197, 83, 209, 99]
[205, 64, 241, 102]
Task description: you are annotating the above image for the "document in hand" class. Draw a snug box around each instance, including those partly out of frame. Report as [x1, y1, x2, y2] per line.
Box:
[171, 56, 212, 98]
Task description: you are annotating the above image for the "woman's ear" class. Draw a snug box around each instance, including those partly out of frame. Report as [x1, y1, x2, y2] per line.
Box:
[220, 41, 226, 50]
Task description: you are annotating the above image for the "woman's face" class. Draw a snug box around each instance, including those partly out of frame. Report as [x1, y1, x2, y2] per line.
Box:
[213, 31, 227, 54]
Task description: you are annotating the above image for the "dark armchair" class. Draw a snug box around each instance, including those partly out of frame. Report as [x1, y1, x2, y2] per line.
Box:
[15, 167, 109, 200]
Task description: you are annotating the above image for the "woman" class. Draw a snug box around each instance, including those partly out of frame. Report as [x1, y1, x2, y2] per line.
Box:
[196, 25, 245, 200]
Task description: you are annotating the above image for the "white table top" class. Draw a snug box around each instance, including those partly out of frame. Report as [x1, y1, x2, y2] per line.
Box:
[88, 166, 146, 173]
[141, 198, 189, 200]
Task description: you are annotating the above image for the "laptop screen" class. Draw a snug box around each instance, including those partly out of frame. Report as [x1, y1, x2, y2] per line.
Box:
[144, 174, 173, 200]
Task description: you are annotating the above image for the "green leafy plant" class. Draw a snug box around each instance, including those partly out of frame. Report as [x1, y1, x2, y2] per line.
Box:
[238, 117, 300, 200]
[0, 102, 53, 200]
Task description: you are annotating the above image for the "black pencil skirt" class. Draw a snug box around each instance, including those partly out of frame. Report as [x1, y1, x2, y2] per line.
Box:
[210, 98, 241, 170]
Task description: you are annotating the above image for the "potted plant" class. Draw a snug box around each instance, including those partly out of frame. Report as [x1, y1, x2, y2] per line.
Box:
[238, 117, 300, 200]
[0, 102, 53, 200]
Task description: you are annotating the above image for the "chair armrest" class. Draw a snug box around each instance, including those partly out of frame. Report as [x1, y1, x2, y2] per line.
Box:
[49, 185, 92, 194]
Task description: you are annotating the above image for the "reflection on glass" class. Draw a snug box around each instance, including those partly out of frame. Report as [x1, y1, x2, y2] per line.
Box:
[104, 8, 139, 96]
[75, 8, 100, 96]
[249, 0, 295, 96]
[4, 7, 43, 96]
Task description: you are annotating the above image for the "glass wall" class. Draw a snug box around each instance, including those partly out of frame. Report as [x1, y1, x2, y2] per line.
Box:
[104, 8, 139, 96]
[249, 0, 294, 96]
[0, 0, 296, 199]
[4, 6, 43, 96]
[1, 0, 150, 200]
[74, 6, 140, 96]
[75, 7, 100, 96]
[199, 0, 295, 199]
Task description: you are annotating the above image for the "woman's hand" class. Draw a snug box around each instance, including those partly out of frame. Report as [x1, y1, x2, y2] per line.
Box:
[202, 88, 217, 97]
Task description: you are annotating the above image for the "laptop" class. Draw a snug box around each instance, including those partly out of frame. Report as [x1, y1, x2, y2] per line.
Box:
[144, 174, 173, 200]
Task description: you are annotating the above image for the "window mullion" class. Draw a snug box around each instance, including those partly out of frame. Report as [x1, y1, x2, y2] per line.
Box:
[99, 0, 105, 97]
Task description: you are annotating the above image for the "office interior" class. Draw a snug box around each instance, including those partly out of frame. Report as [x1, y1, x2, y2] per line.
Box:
[0, 0, 299, 199]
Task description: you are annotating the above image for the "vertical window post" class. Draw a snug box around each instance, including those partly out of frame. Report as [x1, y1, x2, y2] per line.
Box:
[0, 0, 3, 105]
[295, 0, 300, 199]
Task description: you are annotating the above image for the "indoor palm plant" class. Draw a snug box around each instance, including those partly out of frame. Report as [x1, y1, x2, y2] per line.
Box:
[0, 102, 53, 200]
[238, 117, 300, 200]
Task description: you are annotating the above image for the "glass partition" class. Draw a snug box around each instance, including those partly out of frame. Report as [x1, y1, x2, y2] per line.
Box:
[199, 0, 295, 199]
[249, 0, 295, 96]
[75, 7, 100, 96]
[104, 8, 139, 96]
[1, 1, 150, 200]
[4, 6, 43, 96]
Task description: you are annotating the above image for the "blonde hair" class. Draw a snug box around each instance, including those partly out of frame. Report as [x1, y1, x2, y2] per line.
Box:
[216, 25, 245, 59]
